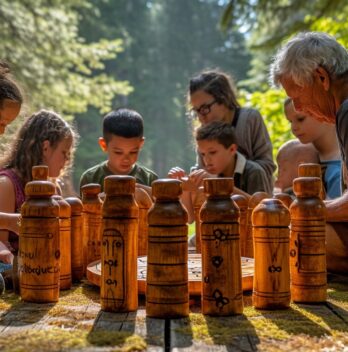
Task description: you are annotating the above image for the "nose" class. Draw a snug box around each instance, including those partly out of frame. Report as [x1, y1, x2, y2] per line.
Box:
[291, 122, 299, 133]
[198, 114, 209, 124]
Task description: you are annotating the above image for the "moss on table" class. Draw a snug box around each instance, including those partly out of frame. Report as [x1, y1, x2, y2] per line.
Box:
[1, 276, 348, 351]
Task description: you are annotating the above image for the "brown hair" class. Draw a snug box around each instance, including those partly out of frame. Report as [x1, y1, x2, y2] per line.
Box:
[0, 110, 77, 185]
[0, 62, 23, 107]
[195, 121, 238, 148]
[188, 69, 240, 111]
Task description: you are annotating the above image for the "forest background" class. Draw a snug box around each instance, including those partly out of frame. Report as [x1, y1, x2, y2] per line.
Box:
[1, 0, 347, 193]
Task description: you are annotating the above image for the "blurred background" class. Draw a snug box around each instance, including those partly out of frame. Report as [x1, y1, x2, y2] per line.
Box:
[1, 0, 347, 192]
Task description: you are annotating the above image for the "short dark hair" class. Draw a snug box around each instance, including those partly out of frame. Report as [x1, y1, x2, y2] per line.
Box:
[195, 121, 238, 148]
[103, 108, 144, 143]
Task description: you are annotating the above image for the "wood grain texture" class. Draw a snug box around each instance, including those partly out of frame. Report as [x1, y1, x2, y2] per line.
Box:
[252, 198, 290, 309]
[101, 176, 139, 312]
[290, 177, 327, 303]
[298, 163, 326, 199]
[245, 192, 269, 258]
[81, 183, 103, 275]
[232, 194, 248, 257]
[200, 178, 243, 316]
[146, 179, 189, 318]
[193, 188, 206, 254]
[53, 195, 72, 290]
[134, 187, 153, 256]
[19, 176, 60, 303]
[65, 197, 84, 282]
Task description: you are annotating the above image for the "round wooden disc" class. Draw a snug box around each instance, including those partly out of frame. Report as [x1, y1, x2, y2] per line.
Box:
[87, 254, 254, 294]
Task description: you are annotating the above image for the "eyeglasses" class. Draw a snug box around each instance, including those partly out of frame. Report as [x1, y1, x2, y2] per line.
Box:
[189, 100, 217, 119]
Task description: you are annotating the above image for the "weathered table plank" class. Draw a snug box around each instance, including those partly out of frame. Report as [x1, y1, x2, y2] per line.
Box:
[0, 276, 347, 351]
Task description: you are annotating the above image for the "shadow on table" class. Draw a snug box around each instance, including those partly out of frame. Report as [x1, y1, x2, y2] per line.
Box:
[323, 301, 348, 330]
[0, 289, 55, 327]
[257, 304, 332, 338]
[206, 313, 260, 351]
[88, 309, 136, 349]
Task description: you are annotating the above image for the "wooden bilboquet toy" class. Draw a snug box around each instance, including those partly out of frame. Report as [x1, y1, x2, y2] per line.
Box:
[146, 179, 189, 318]
[19, 166, 60, 302]
[273, 193, 293, 209]
[193, 187, 206, 253]
[65, 197, 84, 282]
[53, 195, 72, 290]
[246, 192, 269, 258]
[290, 177, 327, 303]
[232, 194, 248, 257]
[81, 183, 102, 275]
[101, 176, 139, 312]
[298, 163, 325, 199]
[201, 178, 243, 316]
[134, 187, 153, 256]
[252, 198, 290, 309]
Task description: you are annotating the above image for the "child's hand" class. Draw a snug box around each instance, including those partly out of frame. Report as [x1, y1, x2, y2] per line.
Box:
[168, 167, 187, 180]
[0, 242, 13, 264]
[189, 169, 216, 188]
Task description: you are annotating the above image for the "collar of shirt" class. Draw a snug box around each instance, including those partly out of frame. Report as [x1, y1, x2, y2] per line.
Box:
[234, 152, 246, 175]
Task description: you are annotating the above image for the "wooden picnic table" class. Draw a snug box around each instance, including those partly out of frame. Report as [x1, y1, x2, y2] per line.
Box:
[0, 273, 348, 351]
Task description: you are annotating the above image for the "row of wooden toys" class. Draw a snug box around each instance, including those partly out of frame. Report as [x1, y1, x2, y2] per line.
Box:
[17, 163, 326, 318]
[100, 172, 326, 317]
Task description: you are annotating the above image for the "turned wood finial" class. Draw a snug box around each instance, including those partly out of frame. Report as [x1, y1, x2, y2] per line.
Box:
[65, 197, 83, 215]
[293, 177, 321, 198]
[32, 165, 49, 180]
[298, 163, 321, 178]
[104, 175, 136, 195]
[273, 193, 293, 209]
[204, 177, 234, 197]
[152, 179, 182, 199]
[253, 198, 290, 227]
[81, 183, 101, 197]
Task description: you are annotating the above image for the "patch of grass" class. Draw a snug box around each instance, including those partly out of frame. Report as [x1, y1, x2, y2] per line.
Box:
[188, 222, 196, 237]
[0, 291, 20, 310]
[0, 328, 147, 352]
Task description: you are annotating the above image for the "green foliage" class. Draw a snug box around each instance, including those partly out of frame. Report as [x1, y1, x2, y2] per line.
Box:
[221, 0, 345, 49]
[0, 1, 132, 119]
[309, 4, 348, 46]
[239, 89, 291, 162]
[220, 0, 348, 165]
[74, 0, 252, 187]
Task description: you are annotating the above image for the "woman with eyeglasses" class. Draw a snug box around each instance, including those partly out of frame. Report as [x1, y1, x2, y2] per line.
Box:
[187, 69, 275, 194]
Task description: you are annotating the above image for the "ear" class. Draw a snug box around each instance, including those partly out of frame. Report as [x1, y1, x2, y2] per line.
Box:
[98, 137, 107, 152]
[315, 67, 330, 91]
[139, 137, 145, 149]
[42, 140, 50, 158]
[228, 143, 238, 154]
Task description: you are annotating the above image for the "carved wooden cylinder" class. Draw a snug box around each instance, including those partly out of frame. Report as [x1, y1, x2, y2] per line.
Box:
[101, 176, 139, 312]
[290, 177, 327, 303]
[134, 187, 153, 256]
[201, 178, 243, 316]
[65, 197, 84, 282]
[232, 194, 248, 257]
[252, 198, 290, 309]
[53, 195, 72, 290]
[19, 178, 60, 303]
[246, 192, 269, 258]
[81, 183, 102, 274]
[298, 163, 325, 199]
[273, 193, 293, 209]
[193, 188, 206, 253]
[146, 179, 189, 318]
